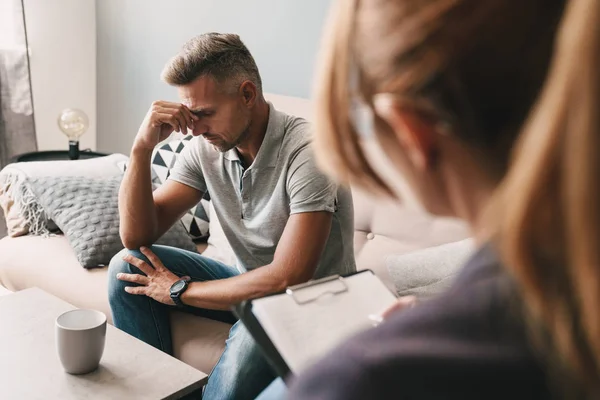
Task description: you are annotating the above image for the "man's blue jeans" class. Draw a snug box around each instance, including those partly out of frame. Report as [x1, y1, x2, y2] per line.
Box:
[255, 378, 287, 400]
[107, 245, 276, 400]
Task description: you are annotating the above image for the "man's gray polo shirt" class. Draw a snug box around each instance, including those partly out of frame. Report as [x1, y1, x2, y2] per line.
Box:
[169, 103, 355, 279]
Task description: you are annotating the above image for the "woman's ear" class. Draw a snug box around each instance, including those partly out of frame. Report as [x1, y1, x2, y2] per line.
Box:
[373, 97, 438, 171]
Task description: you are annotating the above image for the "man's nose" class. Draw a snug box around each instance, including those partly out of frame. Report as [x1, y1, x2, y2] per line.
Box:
[192, 122, 209, 136]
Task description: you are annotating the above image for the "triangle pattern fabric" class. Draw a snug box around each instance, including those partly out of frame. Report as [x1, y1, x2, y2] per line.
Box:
[168, 141, 180, 152]
[194, 202, 209, 221]
[181, 212, 194, 229]
[188, 219, 202, 238]
[153, 151, 168, 168]
[194, 217, 209, 235]
[153, 165, 170, 184]
[120, 135, 210, 240]
[157, 149, 175, 169]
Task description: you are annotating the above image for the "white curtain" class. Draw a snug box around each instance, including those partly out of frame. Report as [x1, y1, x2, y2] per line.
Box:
[0, 0, 37, 168]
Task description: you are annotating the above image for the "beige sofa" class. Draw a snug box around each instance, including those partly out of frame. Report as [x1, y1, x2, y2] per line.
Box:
[0, 94, 470, 374]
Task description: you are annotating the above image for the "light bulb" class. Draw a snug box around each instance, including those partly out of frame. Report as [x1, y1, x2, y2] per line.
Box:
[58, 108, 89, 139]
[57, 108, 89, 159]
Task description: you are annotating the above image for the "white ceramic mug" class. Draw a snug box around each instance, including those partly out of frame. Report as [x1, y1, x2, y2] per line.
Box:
[55, 309, 107, 374]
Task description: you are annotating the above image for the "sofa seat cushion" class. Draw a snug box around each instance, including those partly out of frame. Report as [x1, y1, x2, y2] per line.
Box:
[386, 239, 475, 299]
[0, 236, 109, 314]
[171, 311, 229, 374]
[0, 235, 229, 373]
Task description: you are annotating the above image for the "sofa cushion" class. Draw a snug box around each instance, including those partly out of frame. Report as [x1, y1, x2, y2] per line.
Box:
[118, 135, 211, 241]
[0, 154, 128, 237]
[386, 239, 475, 299]
[27, 176, 197, 267]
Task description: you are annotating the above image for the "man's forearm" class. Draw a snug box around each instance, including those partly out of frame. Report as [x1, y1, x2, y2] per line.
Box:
[180, 264, 296, 310]
[119, 147, 158, 248]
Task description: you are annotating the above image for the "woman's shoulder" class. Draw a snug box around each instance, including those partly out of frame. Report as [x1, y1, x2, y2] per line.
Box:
[288, 245, 550, 400]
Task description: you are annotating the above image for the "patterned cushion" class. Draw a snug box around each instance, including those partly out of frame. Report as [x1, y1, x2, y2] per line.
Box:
[119, 135, 210, 240]
[0, 154, 129, 237]
[27, 176, 197, 268]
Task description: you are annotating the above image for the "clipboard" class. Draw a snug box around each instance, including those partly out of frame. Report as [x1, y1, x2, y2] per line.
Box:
[233, 270, 397, 379]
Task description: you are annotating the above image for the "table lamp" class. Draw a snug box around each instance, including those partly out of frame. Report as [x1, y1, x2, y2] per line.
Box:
[57, 108, 89, 160]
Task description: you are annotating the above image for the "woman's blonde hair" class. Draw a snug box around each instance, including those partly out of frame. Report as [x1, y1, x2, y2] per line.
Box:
[316, 0, 600, 393]
[499, 0, 600, 390]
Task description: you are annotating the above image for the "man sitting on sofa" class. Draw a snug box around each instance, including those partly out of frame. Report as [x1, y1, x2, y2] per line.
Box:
[107, 32, 355, 400]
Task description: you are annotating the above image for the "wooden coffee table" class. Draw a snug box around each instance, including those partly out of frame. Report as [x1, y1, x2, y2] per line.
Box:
[0, 288, 207, 399]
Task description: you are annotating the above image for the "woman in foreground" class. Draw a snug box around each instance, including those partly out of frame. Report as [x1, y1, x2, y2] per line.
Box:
[279, 0, 600, 398]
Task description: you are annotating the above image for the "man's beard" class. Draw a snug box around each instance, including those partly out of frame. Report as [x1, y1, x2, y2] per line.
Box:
[213, 119, 252, 153]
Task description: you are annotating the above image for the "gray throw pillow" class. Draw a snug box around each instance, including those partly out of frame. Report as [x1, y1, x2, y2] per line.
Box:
[386, 239, 475, 299]
[28, 176, 197, 268]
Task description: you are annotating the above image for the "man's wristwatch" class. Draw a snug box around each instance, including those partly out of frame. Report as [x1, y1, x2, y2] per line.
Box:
[170, 276, 191, 307]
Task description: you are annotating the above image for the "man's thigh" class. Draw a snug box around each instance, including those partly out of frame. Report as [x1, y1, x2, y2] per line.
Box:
[145, 244, 240, 281]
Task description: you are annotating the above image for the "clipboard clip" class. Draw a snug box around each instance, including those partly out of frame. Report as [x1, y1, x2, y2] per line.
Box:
[286, 275, 349, 305]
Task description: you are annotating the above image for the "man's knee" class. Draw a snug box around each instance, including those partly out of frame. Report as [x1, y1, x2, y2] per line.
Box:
[107, 248, 144, 300]
[108, 248, 145, 275]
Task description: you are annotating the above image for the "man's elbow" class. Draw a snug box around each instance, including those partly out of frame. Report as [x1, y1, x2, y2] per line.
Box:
[265, 271, 297, 294]
[278, 269, 314, 291]
[120, 228, 150, 250]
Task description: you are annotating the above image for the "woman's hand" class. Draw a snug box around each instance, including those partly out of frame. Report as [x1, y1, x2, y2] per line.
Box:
[369, 295, 418, 326]
[381, 295, 418, 319]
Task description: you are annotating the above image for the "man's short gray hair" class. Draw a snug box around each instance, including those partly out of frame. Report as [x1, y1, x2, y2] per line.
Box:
[161, 32, 262, 92]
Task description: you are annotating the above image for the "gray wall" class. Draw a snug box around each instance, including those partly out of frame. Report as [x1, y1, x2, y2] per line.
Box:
[96, 0, 331, 154]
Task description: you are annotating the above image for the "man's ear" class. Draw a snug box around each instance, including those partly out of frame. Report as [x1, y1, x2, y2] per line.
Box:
[373, 98, 438, 171]
[239, 81, 257, 107]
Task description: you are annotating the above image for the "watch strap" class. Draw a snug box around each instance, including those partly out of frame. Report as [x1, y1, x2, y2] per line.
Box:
[170, 276, 191, 307]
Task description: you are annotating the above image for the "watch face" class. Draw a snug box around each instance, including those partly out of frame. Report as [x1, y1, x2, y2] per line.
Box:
[171, 280, 186, 294]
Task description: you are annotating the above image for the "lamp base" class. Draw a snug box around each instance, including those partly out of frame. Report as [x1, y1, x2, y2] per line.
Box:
[68, 141, 80, 160]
